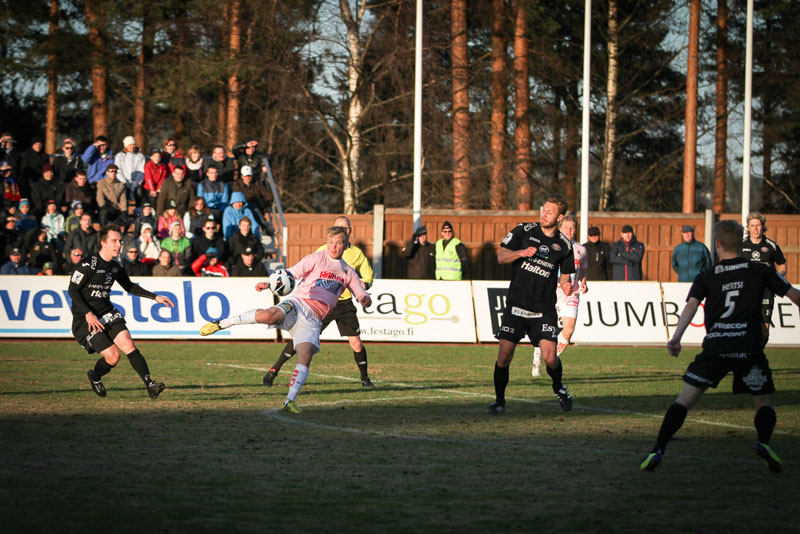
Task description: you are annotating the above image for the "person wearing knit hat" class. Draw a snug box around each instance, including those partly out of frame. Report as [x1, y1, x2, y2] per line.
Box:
[671, 224, 712, 283]
[434, 221, 469, 280]
[583, 226, 611, 281]
[402, 224, 435, 279]
[610, 224, 645, 281]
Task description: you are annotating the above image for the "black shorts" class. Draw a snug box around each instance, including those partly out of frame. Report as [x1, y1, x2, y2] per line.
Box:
[495, 306, 558, 346]
[72, 311, 128, 355]
[683, 351, 775, 395]
[320, 298, 361, 337]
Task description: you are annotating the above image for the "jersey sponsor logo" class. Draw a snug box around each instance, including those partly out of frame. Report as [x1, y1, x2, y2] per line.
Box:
[276, 300, 296, 315]
[510, 306, 542, 319]
[552, 243, 561, 251]
[752, 251, 761, 261]
[761, 247, 768, 253]
[541, 323, 556, 334]
[500, 325, 515, 334]
[70, 271, 84, 284]
[742, 366, 767, 390]
[523, 223, 534, 232]
[90, 257, 97, 269]
[520, 260, 552, 278]
[319, 270, 346, 284]
[502, 232, 513, 245]
[715, 262, 748, 274]
[315, 278, 343, 293]
[100, 311, 123, 325]
[537, 245, 550, 257]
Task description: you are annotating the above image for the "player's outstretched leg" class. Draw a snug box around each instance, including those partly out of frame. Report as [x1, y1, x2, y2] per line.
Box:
[200, 308, 261, 336]
[264, 341, 295, 386]
[531, 347, 542, 378]
[640, 402, 688, 472]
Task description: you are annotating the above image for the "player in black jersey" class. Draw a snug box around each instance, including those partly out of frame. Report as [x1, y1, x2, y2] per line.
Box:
[487, 194, 576, 415]
[738, 212, 787, 331]
[641, 220, 800, 473]
[69, 226, 175, 398]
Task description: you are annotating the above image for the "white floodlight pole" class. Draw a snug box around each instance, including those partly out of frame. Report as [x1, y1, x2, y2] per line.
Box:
[413, 0, 423, 229]
[741, 0, 753, 223]
[579, 0, 592, 242]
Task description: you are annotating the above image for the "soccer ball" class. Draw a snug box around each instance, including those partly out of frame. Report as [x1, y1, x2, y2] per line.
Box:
[268, 269, 295, 297]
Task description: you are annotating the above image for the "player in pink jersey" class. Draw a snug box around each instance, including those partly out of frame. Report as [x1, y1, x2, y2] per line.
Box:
[532, 215, 588, 377]
[199, 226, 372, 413]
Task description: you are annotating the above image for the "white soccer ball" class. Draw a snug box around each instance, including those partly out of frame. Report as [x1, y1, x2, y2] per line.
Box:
[268, 269, 296, 297]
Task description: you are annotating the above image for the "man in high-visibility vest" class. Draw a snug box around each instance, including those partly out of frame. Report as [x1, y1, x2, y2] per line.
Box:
[435, 221, 469, 280]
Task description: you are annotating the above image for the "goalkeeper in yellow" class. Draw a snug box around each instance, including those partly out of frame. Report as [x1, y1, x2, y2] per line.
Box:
[263, 216, 375, 388]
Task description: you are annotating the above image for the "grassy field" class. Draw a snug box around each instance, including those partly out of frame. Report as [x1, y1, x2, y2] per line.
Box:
[1, 339, 799, 533]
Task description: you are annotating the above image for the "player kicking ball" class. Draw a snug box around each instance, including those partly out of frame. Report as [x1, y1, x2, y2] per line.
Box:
[640, 220, 800, 473]
[199, 226, 372, 413]
[70, 226, 175, 399]
[532, 215, 588, 377]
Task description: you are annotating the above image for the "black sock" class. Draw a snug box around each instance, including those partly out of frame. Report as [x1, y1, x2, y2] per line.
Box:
[546, 356, 563, 391]
[126, 349, 152, 385]
[272, 341, 296, 372]
[94, 357, 113, 379]
[353, 348, 368, 380]
[493, 363, 509, 405]
[754, 405, 776, 444]
[653, 402, 688, 453]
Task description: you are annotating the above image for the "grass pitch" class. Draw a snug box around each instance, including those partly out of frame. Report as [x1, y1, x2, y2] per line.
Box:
[1, 340, 799, 533]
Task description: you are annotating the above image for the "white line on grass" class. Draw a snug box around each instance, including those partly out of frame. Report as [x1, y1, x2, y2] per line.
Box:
[207, 362, 800, 437]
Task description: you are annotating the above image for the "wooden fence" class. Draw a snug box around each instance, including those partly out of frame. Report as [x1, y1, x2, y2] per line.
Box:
[284, 209, 799, 283]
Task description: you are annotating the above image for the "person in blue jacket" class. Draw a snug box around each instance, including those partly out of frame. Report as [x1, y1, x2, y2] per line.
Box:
[196, 166, 230, 220]
[671, 225, 712, 282]
[222, 191, 260, 240]
[81, 136, 114, 184]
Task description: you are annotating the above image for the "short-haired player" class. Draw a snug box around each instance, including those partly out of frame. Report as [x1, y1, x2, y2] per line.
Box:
[532, 215, 588, 377]
[199, 226, 373, 413]
[640, 220, 800, 473]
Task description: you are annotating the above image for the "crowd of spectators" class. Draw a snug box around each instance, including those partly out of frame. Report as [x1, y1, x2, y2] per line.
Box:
[0, 131, 277, 278]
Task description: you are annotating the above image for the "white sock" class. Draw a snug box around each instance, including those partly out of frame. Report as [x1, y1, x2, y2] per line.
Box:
[219, 309, 258, 329]
[286, 364, 309, 402]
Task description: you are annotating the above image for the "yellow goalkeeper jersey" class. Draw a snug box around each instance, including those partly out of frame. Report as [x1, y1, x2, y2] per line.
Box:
[315, 243, 373, 300]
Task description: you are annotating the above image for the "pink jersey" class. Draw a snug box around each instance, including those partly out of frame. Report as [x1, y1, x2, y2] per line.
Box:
[287, 250, 368, 319]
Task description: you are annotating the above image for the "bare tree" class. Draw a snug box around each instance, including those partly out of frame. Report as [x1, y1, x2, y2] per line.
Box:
[513, 1, 530, 210]
[226, 0, 242, 149]
[683, 0, 700, 213]
[85, 0, 108, 137]
[598, 0, 619, 211]
[714, 0, 728, 216]
[490, 0, 507, 209]
[451, 0, 470, 209]
[45, 0, 58, 154]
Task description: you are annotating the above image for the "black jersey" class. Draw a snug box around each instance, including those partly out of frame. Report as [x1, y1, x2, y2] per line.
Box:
[688, 258, 790, 353]
[500, 222, 575, 313]
[68, 254, 156, 319]
[739, 236, 786, 267]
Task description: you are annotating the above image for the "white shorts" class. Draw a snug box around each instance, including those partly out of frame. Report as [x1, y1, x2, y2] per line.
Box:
[555, 289, 580, 320]
[272, 297, 322, 354]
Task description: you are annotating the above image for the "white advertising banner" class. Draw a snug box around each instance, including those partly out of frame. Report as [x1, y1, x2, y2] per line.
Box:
[0, 276, 277, 340]
[316, 279, 477, 343]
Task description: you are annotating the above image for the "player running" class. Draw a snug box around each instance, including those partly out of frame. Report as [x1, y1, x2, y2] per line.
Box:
[70, 226, 175, 398]
[199, 226, 373, 413]
[532, 215, 588, 377]
[263, 216, 375, 388]
[488, 194, 576, 415]
[640, 220, 800, 473]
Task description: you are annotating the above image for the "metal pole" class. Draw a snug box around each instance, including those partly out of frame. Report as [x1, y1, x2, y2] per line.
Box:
[741, 0, 753, 224]
[579, 0, 592, 243]
[412, 0, 423, 230]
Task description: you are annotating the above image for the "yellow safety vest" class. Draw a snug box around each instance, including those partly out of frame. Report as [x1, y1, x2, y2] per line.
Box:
[435, 238, 463, 280]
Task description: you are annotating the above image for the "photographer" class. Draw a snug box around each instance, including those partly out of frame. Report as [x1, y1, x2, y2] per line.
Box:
[402, 225, 435, 279]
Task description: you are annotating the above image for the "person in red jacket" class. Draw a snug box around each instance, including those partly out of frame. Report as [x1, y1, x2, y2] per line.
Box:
[143, 149, 168, 203]
[191, 246, 229, 277]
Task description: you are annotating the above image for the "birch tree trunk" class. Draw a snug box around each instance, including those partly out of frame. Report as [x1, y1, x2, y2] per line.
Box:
[45, 0, 58, 155]
[598, 0, 619, 211]
[683, 0, 700, 213]
[513, 1, 531, 210]
[451, 0, 470, 210]
[226, 0, 242, 150]
[714, 0, 728, 215]
[340, 0, 366, 214]
[84, 0, 108, 138]
[489, 0, 507, 210]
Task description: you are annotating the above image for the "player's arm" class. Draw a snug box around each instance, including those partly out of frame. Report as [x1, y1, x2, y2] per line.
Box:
[347, 270, 372, 308]
[776, 262, 787, 277]
[497, 247, 536, 264]
[115, 267, 175, 308]
[667, 297, 701, 357]
[68, 262, 98, 328]
[577, 251, 589, 293]
[354, 248, 373, 289]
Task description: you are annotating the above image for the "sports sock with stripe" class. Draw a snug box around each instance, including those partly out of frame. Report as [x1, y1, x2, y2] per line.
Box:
[286, 364, 309, 403]
[353, 348, 368, 380]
